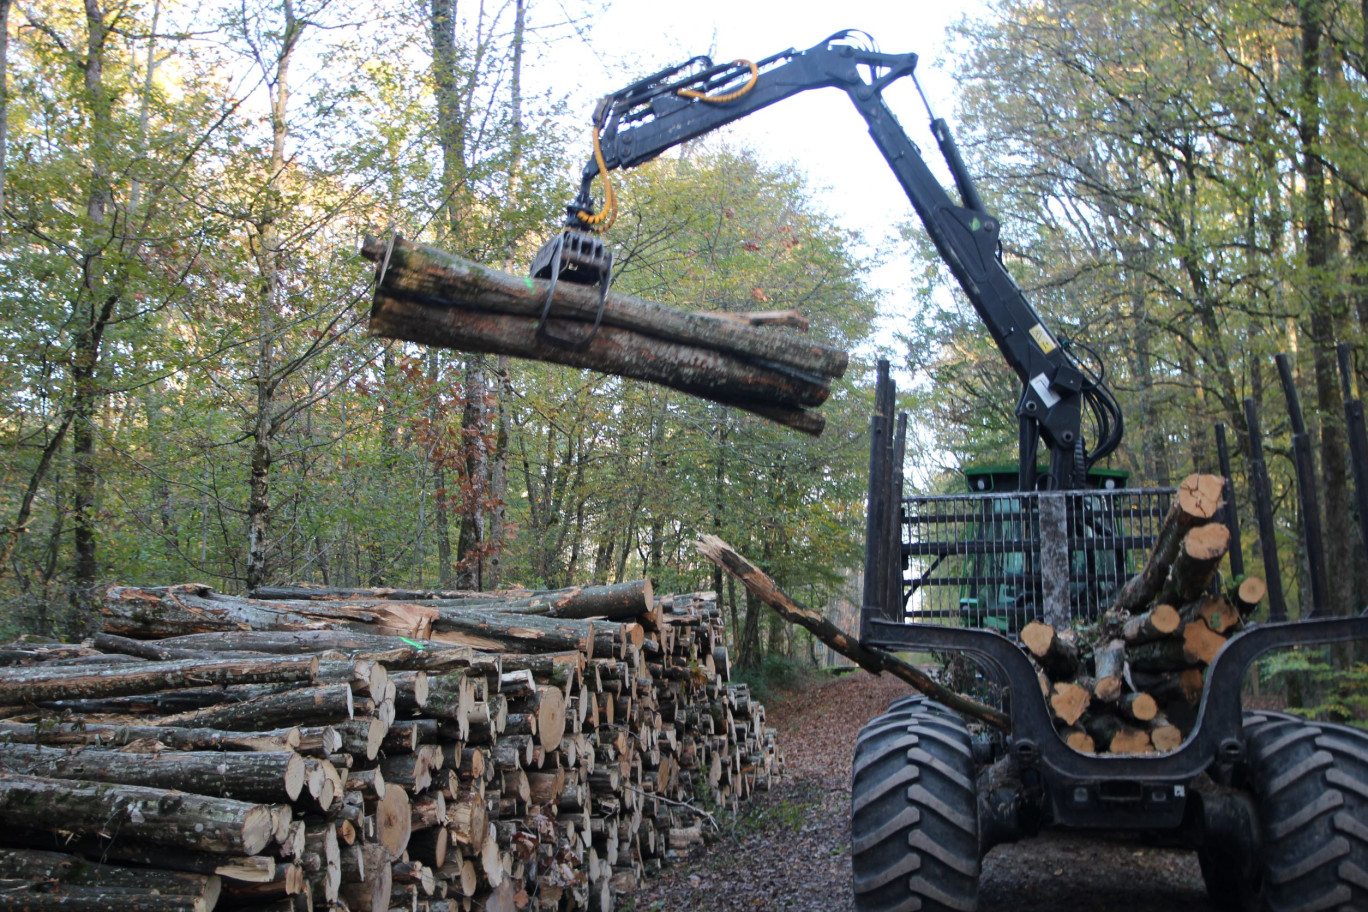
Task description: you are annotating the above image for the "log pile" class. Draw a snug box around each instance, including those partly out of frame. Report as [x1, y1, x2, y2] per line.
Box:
[359, 234, 848, 437]
[0, 583, 779, 911]
[1030, 474, 1267, 755]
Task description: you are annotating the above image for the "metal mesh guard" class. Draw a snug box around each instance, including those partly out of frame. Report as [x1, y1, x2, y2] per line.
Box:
[899, 488, 1173, 636]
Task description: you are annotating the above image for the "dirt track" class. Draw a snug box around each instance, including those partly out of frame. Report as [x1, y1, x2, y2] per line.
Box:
[632, 671, 1212, 911]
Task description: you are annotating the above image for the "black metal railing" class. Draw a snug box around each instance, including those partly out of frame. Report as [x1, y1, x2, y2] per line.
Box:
[897, 488, 1170, 635]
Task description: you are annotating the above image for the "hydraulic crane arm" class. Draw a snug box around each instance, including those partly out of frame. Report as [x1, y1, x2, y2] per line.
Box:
[552, 31, 1122, 489]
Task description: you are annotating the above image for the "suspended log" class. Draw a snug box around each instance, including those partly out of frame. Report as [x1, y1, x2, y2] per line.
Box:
[694, 534, 1009, 732]
[369, 290, 829, 435]
[1084, 713, 1154, 755]
[0, 847, 222, 911]
[1060, 727, 1096, 754]
[362, 234, 846, 377]
[0, 771, 275, 855]
[1128, 668, 1204, 706]
[1229, 575, 1268, 616]
[1048, 682, 1092, 727]
[1182, 621, 1228, 666]
[1090, 638, 1127, 703]
[1121, 604, 1182, 646]
[1193, 595, 1241, 636]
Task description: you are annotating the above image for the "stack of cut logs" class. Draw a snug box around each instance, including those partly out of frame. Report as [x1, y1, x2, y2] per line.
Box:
[360, 234, 848, 437]
[1023, 473, 1267, 755]
[0, 582, 779, 911]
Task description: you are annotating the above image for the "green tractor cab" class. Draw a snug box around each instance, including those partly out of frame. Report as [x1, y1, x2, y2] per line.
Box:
[898, 464, 1162, 637]
[957, 465, 1133, 635]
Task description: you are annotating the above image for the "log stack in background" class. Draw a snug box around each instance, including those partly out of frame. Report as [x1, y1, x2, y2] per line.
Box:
[1027, 473, 1267, 755]
[0, 582, 780, 911]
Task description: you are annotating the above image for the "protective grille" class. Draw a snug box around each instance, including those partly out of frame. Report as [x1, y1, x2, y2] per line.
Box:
[899, 488, 1173, 636]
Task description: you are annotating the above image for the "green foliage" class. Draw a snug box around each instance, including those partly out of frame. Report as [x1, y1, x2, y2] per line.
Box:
[1258, 649, 1368, 729]
[734, 653, 828, 705]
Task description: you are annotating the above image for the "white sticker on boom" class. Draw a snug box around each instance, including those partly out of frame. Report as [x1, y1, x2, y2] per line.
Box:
[1030, 373, 1061, 408]
[1029, 323, 1058, 354]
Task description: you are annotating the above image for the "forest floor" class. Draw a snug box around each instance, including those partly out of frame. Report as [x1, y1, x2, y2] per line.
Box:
[630, 670, 1214, 912]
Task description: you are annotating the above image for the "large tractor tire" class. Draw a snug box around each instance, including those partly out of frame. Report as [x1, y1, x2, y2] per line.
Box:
[851, 695, 980, 912]
[1204, 710, 1368, 912]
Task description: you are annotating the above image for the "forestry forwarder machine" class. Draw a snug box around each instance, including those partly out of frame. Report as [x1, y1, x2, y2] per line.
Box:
[530, 31, 1368, 912]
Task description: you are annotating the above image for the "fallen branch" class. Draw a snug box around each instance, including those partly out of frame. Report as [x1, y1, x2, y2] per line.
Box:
[694, 535, 1010, 733]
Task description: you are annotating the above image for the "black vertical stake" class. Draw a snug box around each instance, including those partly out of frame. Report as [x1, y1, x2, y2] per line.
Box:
[863, 361, 894, 630]
[1337, 343, 1368, 564]
[1214, 423, 1245, 579]
[1244, 397, 1289, 622]
[889, 412, 909, 618]
[1275, 353, 1330, 619]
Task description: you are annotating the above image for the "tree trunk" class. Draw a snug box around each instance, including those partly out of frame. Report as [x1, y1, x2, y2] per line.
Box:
[0, 743, 306, 803]
[155, 682, 356, 731]
[369, 292, 829, 434]
[245, 2, 303, 592]
[0, 847, 220, 912]
[456, 354, 488, 589]
[364, 235, 848, 378]
[0, 653, 318, 704]
[1109, 474, 1224, 615]
[0, 720, 305, 754]
[0, 771, 275, 855]
[1298, 0, 1353, 628]
[69, 1, 121, 632]
[0, 0, 10, 239]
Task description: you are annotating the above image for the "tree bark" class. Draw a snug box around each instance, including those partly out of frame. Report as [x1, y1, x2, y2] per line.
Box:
[363, 235, 848, 378]
[0, 654, 318, 704]
[101, 584, 438, 640]
[0, 720, 303, 753]
[244, 1, 304, 592]
[1298, 0, 1354, 628]
[369, 291, 829, 435]
[155, 683, 355, 731]
[69, 1, 122, 632]
[0, 0, 8, 239]
[0, 851, 219, 911]
[695, 534, 1009, 732]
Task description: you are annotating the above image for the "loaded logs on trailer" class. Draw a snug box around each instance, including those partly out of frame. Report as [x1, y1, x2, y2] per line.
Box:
[0, 584, 779, 911]
[358, 235, 848, 437]
[700, 474, 1263, 758]
[1024, 473, 1266, 754]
